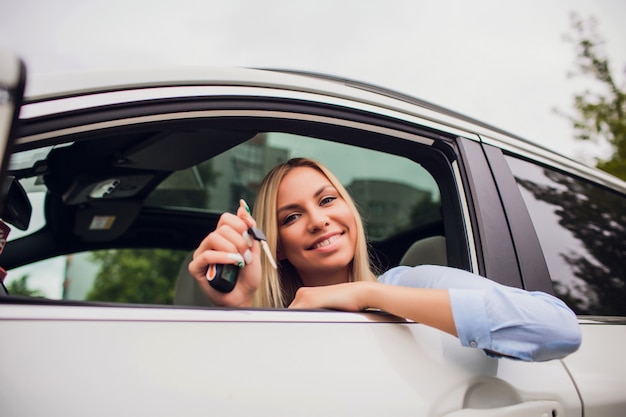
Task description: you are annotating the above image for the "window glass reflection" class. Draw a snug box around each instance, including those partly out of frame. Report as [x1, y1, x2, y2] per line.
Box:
[506, 156, 626, 316]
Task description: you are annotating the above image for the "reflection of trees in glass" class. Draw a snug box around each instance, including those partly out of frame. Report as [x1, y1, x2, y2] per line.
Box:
[87, 249, 187, 304]
[517, 170, 626, 315]
[6, 274, 44, 297]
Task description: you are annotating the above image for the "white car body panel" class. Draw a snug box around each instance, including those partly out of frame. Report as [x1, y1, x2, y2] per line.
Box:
[561, 321, 626, 416]
[0, 304, 580, 416]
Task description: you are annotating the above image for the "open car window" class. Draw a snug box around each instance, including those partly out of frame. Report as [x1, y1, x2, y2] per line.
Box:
[146, 132, 442, 241]
[5, 133, 446, 304]
[2, 98, 471, 307]
[6, 249, 189, 303]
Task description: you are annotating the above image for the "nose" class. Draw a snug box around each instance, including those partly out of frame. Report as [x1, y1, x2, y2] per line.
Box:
[307, 210, 329, 233]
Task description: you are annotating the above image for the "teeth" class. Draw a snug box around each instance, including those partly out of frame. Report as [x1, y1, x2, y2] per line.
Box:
[313, 234, 339, 249]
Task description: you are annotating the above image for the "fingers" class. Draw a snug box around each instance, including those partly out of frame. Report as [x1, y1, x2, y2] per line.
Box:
[189, 200, 263, 306]
[193, 212, 250, 256]
[236, 199, 256, 228]
[189, 252, 257, 308]
[190, 250, 244, 275]
[190, 216, 251, 283]
[213, 223, 253, 262]
[194, 198, 256, 258]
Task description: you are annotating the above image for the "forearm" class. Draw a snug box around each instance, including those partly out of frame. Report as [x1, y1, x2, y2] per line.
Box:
[379, 265, 581, 360]
[289, 281, 457, 336]
[363, 282, 458, 336]
[291, 266, 581, 361]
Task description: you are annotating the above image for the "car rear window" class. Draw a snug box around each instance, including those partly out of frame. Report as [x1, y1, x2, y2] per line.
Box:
[506, 155, 626, 316]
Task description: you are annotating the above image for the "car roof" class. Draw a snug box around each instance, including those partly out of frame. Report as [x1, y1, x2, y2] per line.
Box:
[24, 66, 508, 136]
[22, 66, 524, 142]
[21, 66, 626, 194]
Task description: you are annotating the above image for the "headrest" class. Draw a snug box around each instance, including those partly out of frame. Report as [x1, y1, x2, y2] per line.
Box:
[399, 236, 447, 266]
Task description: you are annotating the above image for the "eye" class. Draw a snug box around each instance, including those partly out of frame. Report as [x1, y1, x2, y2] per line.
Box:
[320, 196, 337, 206]
[281, 212, 301, 225]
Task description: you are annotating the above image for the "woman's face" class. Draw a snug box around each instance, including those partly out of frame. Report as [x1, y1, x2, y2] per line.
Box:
[275, 167, 357, 285]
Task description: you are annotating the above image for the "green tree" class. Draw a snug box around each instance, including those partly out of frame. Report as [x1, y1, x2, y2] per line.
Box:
[86, 249, 187, 304]
[562, 13, 626, 180]
[6, 274, 44, 297]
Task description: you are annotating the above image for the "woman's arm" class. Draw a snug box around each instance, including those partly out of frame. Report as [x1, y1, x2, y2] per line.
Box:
[289, 281, 458, 336]
[289, 265, 582, 361]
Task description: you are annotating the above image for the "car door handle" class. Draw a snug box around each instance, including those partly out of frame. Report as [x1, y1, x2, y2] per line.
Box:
[443, 400, 562, 417]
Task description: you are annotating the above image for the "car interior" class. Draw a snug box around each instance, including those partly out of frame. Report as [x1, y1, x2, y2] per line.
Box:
[1, 117, 468, 306]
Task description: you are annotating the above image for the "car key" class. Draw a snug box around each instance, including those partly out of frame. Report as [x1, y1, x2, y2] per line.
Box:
[206, 226, 277, 293]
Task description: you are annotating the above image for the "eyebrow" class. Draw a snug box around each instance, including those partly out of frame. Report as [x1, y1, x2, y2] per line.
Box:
[276, 185, 336, 214]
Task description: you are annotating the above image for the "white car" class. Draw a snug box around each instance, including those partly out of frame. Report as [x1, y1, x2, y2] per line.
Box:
[1, 51, 625, 416]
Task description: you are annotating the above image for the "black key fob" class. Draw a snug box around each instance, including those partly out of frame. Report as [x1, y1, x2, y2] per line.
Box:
[206, 263, 240, 293]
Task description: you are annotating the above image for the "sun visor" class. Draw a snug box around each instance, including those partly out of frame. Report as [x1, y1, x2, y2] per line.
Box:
[73, 200, 142, 242]
[116, 129, 255, 171]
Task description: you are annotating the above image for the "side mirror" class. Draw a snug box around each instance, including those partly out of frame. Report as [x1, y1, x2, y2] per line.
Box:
[1, 176, 31, 231]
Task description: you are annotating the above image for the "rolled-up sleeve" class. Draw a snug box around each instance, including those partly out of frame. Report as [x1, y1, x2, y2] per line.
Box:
[378, 265, 581, 361]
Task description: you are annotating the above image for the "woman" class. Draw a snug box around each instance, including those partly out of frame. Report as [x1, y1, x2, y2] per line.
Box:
[189, 158, 581, 361]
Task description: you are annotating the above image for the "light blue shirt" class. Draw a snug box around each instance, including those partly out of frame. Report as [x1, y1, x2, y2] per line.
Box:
[377, 265, 581, 362]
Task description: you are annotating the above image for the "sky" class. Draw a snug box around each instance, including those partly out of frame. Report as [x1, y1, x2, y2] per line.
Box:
[1, 0, 625, 164]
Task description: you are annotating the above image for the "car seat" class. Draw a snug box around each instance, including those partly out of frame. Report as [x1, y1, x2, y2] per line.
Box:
[399, 235, 447, 267]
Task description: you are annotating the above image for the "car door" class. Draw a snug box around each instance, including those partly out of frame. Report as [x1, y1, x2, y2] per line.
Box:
[482, 135, 626, 416]
[0, 64, 584, 416]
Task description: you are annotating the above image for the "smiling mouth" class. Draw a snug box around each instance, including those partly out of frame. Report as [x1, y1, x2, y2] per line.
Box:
[310, 233, 343, 250]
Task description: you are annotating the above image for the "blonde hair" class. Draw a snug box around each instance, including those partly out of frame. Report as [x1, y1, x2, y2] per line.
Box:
[252, 158, 377, 308]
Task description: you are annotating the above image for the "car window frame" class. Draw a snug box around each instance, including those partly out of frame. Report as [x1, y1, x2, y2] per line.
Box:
[455, 137, 524, 288]
[482, 143, 554, 294]
[4, 89, 525, 307]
